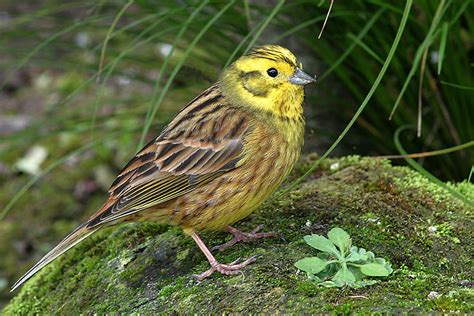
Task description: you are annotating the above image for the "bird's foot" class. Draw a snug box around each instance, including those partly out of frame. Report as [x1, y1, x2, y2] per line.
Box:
[192, 255, 259, 281]
[211, 225, 277, 252]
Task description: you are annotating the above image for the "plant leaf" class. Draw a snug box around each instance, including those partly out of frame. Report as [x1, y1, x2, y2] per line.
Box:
[333, 267, 356, 283]
[358, 247, 368, 261]
[303, 235, 339, 257]
[295, 257, 329, 274]
[328, 227, 351, 253]
[360, 263, 391, 276]
[374, 257, 393, 274]
[366, 251, 375, 261]
[346, 252, 361, 262]
[308, 274, 323, 282]
[374, 257, 386, 265]
[347, 247, 362, 262]
[320, 280, 340, 288]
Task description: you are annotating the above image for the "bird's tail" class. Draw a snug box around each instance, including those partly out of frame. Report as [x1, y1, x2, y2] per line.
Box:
[11, 223, 97, 292]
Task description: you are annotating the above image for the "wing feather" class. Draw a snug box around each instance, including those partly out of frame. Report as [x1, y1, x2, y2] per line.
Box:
[87, 85, 249, 228]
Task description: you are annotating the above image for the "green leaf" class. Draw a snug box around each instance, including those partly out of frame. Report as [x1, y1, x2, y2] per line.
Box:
[346, 247, 362, 262]
[333, 267, 356, 283]
[327, 227, 351, 253]
[319, 280, 340, 288]
[374, 257, 386, 265]
[346, 252, 361, 262]
[360, 263, 391, 276]
[366, 251, 375, 261]
[303, 235, 339, 257]
[315, 262, 336, 280]
[308, 274, 323, 283]
[295, 257, 329, 274]
[374, 258, 393, 274]
[358, 247, 368, 261]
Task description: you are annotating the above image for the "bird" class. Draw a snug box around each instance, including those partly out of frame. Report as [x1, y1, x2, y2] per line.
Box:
[11, 44, 315, 291]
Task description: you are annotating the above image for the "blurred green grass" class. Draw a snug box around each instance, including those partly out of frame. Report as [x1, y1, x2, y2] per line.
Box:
[291, 0, 473, 180]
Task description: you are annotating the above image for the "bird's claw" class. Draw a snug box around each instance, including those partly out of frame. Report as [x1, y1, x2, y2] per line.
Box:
[211, 225, 277, 252]
[192, 255, 260, 281]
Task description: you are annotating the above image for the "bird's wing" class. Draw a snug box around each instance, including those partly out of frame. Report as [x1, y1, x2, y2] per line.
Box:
[87, 85, 249, 227]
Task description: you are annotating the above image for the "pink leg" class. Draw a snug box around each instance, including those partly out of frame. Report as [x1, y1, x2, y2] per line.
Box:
[211, 225, 277, 252]
[191, 231, 258, 281]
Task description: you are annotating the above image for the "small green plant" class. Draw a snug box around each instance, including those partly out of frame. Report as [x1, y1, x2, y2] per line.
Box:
[295, 227, 393, 288]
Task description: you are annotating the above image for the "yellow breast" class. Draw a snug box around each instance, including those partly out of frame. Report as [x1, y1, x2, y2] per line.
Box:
[175, 115, 304, 231]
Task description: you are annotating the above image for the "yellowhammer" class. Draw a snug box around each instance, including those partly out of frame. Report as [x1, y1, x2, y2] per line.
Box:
[12, 44, 315, 291]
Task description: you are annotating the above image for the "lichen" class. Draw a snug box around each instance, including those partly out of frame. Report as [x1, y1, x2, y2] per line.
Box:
[2, 156, 473, 314]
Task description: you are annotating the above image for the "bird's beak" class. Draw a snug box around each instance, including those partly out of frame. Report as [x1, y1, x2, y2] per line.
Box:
[289, 68, 316, 85]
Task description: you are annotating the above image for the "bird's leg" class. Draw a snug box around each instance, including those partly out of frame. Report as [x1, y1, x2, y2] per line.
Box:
[211, 224, 277, 252]
[191, 231, 258, 281]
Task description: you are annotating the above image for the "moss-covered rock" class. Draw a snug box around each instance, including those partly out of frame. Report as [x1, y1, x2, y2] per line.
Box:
[2, 156, 473, 314]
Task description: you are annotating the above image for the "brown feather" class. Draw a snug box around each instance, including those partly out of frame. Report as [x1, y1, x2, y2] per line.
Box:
[87, 84, 250, 228]
[10, 224, 97, 291]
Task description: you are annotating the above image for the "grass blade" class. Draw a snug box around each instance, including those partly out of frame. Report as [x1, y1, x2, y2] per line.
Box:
[319, 8, 384, 81]
[317, 0, 334, 39]
[346, 33, 384, 65]
[275, 11, 353, 42]
[440, 81, 474, 91]
[375, 140, 474, 159]
[437, 21, 448, 75]
[394, 126, 473, 207]
[389, 0, 451, 119]
[244, 0, 285, 53]
[97, 0, 135, 82]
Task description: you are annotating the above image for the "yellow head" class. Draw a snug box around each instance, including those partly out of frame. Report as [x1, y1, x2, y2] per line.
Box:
[220, 45, 315, 121]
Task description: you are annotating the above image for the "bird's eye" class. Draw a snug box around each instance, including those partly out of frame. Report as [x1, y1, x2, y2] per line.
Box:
[266, 68, 278, 77]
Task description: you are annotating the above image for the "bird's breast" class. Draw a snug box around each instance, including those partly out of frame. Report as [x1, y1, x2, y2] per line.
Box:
[174, 119, 303, 231]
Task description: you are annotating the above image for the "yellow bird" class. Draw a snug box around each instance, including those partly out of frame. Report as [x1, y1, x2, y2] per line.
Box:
[12, 44, 315, 290]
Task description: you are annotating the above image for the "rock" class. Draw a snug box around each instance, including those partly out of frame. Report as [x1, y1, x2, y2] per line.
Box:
[3, 156, 473, 314]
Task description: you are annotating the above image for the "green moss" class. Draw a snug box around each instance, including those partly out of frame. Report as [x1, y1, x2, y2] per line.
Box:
[2, 156, 473, 314]
[448, 180, 474, 201]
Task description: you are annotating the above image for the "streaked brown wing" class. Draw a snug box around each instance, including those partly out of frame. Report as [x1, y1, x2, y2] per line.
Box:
[87, 85, 249, 227]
